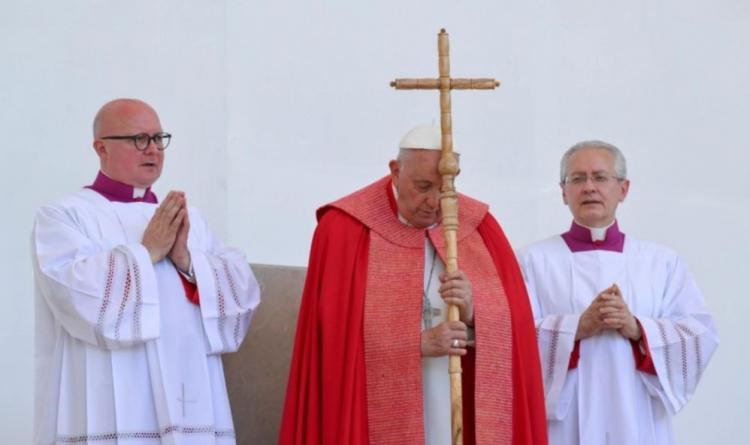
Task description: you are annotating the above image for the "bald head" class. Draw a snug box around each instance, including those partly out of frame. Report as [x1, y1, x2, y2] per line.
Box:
[93, 98, 161, 138]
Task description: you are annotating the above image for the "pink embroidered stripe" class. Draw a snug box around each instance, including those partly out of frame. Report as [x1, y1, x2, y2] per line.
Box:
[211, 260, 229, 350]
[56, 425, 234, 443]
[221, 257, 243, 348]
[114, 263, 132, 342]
[132, 261, 143, 341]
[96, 252, 117, 346]
[675, 322, 702, 384]
[546, 315, 564, 384]
[657, 321, 672, 383]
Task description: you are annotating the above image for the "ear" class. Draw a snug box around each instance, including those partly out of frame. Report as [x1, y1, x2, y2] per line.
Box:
[619, 179, 630, 202]
[561, 183, 569, 205]
[93, 139, 107, 159]
[388, 159, 400, 181]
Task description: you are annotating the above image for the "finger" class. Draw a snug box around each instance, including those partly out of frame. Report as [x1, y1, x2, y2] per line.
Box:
[449, 338, 468, 349]
[449, 331, 469, 341]
[165, 198, 185, 223]
[602, 319, 624, 328]
[600, 300, 625, 310]
[602, 312, 628, 323]
[447, 320, 468, 331]
[155, 191, 174, 214]
[182, 211, 191, 232]
[441, 269, 467, 282]
[440, 286, 465, 299]
[162, 191, 178, 207]
[170, 209, 187, 230]
[442, 297, 466, 309]
[445, 270, 466, 280]
[155, 194, 180, 222]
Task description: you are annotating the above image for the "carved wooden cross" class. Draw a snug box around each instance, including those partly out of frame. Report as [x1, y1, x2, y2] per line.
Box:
[390, 28, 500, 445]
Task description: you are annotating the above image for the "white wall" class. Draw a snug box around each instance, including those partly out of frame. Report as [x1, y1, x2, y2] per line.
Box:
[2, 1, 748, 443]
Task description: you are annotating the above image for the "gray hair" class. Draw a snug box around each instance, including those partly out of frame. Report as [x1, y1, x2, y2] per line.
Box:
[559, 140, 627, 184]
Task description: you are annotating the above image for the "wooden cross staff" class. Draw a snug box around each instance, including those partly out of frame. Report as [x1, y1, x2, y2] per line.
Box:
[390, 28, 500, 445]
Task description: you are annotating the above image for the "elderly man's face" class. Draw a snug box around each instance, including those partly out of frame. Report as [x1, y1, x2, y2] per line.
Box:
[389, 149, 443, 229]
[93, 101, 164, 189]
[561, 148, 629, 228]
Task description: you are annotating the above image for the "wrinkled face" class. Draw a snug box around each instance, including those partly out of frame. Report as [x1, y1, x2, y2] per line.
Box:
[93, 101, 164, 188]
[389, 150, 444, 229]
[561, 148, 629, 228]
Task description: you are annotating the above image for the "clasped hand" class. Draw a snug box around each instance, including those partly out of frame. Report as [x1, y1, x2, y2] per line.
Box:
[141, 191, 191, 272]
[421, 270, 474, 357]
[576, 283, 641, 341]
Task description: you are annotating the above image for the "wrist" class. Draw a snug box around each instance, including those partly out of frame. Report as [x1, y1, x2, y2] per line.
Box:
[173, 257, 195, 283]
[144, 245, 162, 264]
[170, 251, 191, 273]
[629, 316, 642, 341]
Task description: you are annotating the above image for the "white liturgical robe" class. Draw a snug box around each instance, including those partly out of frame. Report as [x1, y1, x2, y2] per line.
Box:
[32, 188, 261, 445]
[519, 227, 717, 445]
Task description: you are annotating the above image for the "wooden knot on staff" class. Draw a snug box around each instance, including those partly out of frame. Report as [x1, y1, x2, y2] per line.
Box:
[390, 28, 500, 445]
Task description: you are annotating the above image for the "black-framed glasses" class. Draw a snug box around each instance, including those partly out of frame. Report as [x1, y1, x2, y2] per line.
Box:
[101, 132, 172, 151]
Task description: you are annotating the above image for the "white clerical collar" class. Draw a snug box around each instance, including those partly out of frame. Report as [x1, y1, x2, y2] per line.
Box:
[577, 220, 615, 242]
[391, 182, 439, 230]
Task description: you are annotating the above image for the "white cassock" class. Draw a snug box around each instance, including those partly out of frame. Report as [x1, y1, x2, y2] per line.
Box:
[421, 238, 450, 445]
[519, 233, 718, 445]
[32, 188, 261, 445]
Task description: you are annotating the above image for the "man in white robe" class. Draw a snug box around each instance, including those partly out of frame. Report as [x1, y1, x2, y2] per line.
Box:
[32, 98, 261, 445]
[519, 140, 718, 445]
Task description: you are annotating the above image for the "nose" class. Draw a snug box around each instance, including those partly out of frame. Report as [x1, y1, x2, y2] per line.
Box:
[426, 190, 440, 208]
[581, 177, 598, 192]
[142, 139, 159, 154]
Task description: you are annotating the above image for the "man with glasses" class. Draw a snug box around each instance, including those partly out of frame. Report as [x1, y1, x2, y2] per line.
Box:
[518, 140, 718, 444]
[32, 98, 261, 444]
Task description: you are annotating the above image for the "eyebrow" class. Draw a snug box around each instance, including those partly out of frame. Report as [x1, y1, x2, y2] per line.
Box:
[569, 169, 611, 176]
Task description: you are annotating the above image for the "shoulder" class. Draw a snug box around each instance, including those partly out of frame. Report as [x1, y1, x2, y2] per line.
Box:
[316, 207, 366, 235]
[518, 235, 567, 261]
[457, 193, 489, 231]
[624, 235, 680, 263]
[35, 189, 103, 223]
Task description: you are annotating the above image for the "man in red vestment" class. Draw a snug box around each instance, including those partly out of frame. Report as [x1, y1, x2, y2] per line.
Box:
[279, 125, 547, 445]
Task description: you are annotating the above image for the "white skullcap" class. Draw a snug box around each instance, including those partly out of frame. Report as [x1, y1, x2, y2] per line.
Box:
[398, 124, 442, 150]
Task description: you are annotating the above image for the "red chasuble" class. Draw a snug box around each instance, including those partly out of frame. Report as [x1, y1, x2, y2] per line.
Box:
[279, 177, 547, 445]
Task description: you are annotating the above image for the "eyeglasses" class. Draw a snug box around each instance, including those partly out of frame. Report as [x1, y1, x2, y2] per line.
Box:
[563, 173, 623, 187]
[101, 132, 172, 151]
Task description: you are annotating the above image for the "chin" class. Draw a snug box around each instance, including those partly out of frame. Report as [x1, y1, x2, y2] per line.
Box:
[418, 219, 439, 229]
[575, 214, 601, 227]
